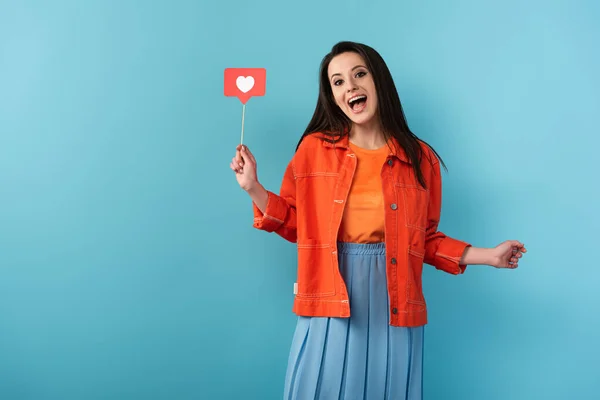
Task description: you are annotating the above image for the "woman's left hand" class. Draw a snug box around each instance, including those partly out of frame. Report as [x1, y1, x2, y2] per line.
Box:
[491, 240, 527, 269]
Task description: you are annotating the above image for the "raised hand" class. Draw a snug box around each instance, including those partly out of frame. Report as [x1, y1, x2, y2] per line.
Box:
[230, 144, 259, 192]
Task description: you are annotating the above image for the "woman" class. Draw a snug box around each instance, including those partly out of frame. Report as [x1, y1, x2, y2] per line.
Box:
[230, 41, 526, 400]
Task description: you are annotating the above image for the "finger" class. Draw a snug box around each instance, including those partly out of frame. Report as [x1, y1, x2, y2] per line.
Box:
[231, 158, 244, 173]
[514, 246, 527, 255]
[232, 156, 244, 169]
[241, 145, 256, 164]
[510, 240, 523, 249]
[240, 146, 251, 163]
[235, 150, 243, 164]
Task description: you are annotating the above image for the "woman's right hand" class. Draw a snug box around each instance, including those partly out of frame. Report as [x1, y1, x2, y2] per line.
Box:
[231, 144, 259, 192]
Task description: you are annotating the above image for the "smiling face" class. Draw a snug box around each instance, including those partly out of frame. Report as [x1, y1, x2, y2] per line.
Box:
[327, 51, 379, 127]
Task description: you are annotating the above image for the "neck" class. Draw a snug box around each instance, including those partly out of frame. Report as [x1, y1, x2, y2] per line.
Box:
[349, 120, 386, 149]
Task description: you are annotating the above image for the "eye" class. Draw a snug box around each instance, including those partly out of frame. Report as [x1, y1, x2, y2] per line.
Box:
[333, 79, 343, 86]
[356, 71, 367, 78]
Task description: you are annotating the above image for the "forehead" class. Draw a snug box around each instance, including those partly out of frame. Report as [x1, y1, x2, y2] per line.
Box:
[328, 52, 367, 76]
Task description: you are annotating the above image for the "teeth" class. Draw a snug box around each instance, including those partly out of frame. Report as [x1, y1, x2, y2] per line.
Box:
[349, 95, 366, 105]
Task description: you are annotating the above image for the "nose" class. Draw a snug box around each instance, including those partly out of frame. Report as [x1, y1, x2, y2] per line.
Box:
[346, 79, 358, 92]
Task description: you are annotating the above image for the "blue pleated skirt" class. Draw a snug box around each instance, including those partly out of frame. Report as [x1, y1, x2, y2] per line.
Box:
[283, 242, 424, 400]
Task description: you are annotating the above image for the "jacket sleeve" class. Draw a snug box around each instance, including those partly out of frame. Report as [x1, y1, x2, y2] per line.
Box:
[423, 157, 471, 274]
[252, 158, 297, 243]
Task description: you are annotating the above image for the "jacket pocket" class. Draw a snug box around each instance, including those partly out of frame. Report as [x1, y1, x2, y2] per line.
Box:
[396, 184, 428, 232]
[296, 241, 336, 297]
[406, 245, 426, 305]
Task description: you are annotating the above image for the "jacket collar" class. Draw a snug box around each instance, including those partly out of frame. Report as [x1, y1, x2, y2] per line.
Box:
[319, 132, 412, 164]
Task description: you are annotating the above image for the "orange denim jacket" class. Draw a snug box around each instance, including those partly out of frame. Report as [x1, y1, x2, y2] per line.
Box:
[252, 133, 471, 327]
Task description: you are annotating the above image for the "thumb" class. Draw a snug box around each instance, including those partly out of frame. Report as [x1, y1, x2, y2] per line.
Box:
[508, 240, 523, 250]
[241, 145, 256, 164]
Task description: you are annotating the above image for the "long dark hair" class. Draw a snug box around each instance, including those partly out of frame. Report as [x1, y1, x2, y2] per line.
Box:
[296, 41, 446, 188]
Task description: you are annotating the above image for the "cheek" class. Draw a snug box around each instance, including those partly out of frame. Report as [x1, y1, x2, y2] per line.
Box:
[332, 89, 346, 108]
[368, 94, 378, 111]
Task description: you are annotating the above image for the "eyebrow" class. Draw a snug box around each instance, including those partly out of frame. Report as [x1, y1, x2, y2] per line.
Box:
[330, 65, 368, 79]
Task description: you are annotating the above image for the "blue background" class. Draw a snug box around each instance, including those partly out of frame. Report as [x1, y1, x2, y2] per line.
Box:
[1, 0, 598, 399]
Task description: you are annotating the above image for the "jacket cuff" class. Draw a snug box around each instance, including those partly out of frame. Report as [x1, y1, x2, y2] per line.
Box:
[434, 238, 471, 274]
[252, 191, 287, 232]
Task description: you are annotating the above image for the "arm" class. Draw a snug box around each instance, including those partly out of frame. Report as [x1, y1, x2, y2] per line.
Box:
[250, 157, 298, 243]
[246, 183, 269, 213]
[459, 247, 495, 265]
[461, 242, 526, 268]
[423, 154, 526, 271]
[423, 157, 472, 274]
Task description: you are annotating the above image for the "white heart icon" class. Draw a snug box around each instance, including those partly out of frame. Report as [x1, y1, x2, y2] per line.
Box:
[236, 76, 255, 93]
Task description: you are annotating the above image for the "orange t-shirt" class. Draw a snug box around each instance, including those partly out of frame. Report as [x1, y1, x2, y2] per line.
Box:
[338, 142, 390, 243]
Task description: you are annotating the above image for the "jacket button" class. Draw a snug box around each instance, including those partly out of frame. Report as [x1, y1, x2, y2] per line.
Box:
[392, 308, 398, 314]
[391, 257, 397, 264]
[390, 203, 397, 210]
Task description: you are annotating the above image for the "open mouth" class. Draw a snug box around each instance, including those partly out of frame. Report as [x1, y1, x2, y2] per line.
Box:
[348, 95, 367, 113]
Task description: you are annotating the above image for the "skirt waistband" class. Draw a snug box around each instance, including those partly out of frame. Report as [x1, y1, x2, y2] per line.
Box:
[337, 241, 386, 255]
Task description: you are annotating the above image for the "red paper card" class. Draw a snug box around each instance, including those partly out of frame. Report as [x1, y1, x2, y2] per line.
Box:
[224, 68, 266, 104]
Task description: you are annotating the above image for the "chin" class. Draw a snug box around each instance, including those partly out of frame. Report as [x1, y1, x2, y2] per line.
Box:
[347, 112, 376, 126]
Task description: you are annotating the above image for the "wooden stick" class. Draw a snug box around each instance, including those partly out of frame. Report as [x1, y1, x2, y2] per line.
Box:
[240, 103, 246, 145]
